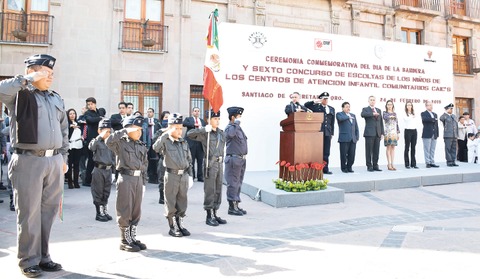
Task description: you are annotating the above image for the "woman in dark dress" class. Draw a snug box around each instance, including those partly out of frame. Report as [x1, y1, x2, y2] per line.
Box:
[66, 108, 83, 188]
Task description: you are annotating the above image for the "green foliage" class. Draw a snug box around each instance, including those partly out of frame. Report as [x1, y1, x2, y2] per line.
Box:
[272, 178, 328, 192]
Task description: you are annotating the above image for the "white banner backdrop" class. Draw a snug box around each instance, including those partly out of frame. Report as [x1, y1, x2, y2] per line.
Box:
[218, 23, 454, 171]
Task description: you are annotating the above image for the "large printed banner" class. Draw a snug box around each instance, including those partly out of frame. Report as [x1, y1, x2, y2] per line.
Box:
[218, 23, 454, 171]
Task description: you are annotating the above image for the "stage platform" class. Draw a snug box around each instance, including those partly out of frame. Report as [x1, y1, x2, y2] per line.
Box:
[241, 162, 480, 208]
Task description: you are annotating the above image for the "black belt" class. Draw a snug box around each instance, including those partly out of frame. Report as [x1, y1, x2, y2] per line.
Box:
[14, 148, 59, 157]
[166, 168, 188, 175]
[119, 169, 143, 177]
[226, 154, 246, 160]
[95, 162, 112, 170]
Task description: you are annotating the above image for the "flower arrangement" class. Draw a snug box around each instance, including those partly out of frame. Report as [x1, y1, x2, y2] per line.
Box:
[273, 161, 328, 192]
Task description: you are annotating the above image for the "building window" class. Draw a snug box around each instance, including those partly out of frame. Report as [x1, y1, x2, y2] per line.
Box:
[452, 36, 472, 75]
[1, 0, 53, 44]
[119, 0, 168, 52]
[121, 81, 162, 118]
[455, 98, 473, 119]
[447, 0, 467, 16]
[190, 85, 210, 119]
[401, 28, 422, 45]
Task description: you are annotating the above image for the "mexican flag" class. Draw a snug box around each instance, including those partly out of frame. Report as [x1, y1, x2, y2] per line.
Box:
[203, 9, 223, 113]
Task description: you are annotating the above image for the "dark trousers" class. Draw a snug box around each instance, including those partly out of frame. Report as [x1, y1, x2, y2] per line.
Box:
[445, 137, 457, 164]
[323, 135, 332, 172]
[404, 129, 417, 167]
[365, 136, 380, 168]
[189, 142, 204, 180]
[339, 141, 356, 171]
[225, 156, 246, 202]
[457, 139, 468, 162]
[66, 148, 82, 185]
[84, 150, 94, 185]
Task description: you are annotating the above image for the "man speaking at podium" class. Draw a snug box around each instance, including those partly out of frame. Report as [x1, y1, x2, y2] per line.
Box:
[284, 92, 310, 115]
[305, 92, 335, 174]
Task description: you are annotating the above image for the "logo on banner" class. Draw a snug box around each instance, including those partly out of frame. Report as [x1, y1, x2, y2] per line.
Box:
[424, 50, 437, 63]
[249, 32, 267, 48]
[314, 39, 332, 51]
[374, 45, 385, 59]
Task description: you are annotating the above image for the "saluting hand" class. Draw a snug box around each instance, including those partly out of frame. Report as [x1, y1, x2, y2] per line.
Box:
[26, 70, 49, 82]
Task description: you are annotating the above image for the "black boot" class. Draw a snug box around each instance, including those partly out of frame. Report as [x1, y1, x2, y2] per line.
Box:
[130, 225, 147, 250]
[167, 216, 182, 237]
[103, 204, 113, 221]
[213, 209, 227, 224]
[9, 194, 15, 211]
[119, 227, 140, 252]
[95, 204, 108, 222]
[228, 200, 243, 216]
[235, 201, 247, 215]
[73, 169, 80, 188]
[206, 209, 219, 226]
[176, 215, 191, 236]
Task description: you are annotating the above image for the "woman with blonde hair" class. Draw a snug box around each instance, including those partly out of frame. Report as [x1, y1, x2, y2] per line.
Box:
[383, 100, 400, 170]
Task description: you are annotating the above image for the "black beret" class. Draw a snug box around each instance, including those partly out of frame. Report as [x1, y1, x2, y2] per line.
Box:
[98, 118, 112, 129]
[24, 54, 56, 69]
[444, 103, 454, 110]
[227, 106, 244, 117]
[205, 110, 220, 118]
[318, 92, 330, 99]
[123, 115, 144, 128]
[168, 113, 183, 124]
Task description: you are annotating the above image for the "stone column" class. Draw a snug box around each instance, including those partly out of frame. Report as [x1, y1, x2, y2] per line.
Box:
[254, 0, 266, 26]
[331, 10, 340, 34]
[384, 13, 394, 40]
[351, 9, 361, 36]
[182, 0, 191, 18]
[228, 0, 237, 23]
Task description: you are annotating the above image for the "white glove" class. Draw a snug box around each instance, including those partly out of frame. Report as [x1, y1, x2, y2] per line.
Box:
[205, 125, 212, 133]
[125, 127, 139, 134]
[25, 71, 49, 82]
[188, 176, 194, 189]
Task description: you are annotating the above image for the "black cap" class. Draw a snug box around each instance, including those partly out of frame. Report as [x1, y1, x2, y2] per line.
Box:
[168, 113, 183, 124]
[444, 103, 454, 110]
[318, 92, 329, 99]
[227, 106, 244, 118]
[24, 54, 56, 69]
[205, 110, 221, 118]
[123, 115, 144, 128]
[98, 118, 112, 129]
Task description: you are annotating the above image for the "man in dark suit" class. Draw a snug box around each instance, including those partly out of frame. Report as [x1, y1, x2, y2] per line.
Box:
[285, 92, 310, 115]
[84, 97, 106, 186]
[305, 92, 335, 174]
[361, 96, 384, 172]
[336, 102, 359, 173]
[421, 101, 440, 168]
[183, 107, 207, 181]
[110, 101, 127, 131]
[143, 108, 161, 183]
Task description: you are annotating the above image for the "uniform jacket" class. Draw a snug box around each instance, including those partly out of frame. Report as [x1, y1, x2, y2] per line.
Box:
[336, 111, 359, 143]
[153, 132, 193, 176]
[105, 129, 148, 184]
[440, 113, 458, 139]
[89, 135, 115, 166]
[225, 122, 248, 156]
[0, 76, 69, 162]
[305, 102, 335, 136]
[421, 110, 439, 139]
[187, 127, 226, 165]
[361, 106, 384, 137]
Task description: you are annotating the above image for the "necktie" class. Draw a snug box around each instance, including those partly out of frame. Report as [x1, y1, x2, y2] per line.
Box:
[372, 107, 377, 119]
[195, 117, 199, 128]
[149, 119, 153, 139]
[82, 125, 87, 140]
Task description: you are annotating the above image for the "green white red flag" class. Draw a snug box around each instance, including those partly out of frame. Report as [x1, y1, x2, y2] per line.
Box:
[203, 9, 223, 113]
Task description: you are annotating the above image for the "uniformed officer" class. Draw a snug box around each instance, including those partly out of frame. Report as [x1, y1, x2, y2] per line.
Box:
[187, 110, 227, 226]
[105, 115, 148, 252]
[0, 54, 67, 277]
[305, 92, 335, 174]
[224, 107, 248, 216]
[88, 118, 115, 222]
[153, 113, 194, 237]
[439, 103, 459, 167]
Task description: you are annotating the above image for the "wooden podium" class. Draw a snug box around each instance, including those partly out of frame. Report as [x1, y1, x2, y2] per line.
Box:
[279, 112, 324, 179]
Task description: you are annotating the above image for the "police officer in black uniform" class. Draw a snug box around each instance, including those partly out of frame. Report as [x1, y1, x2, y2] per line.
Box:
[0, 54, 67, 277]
[305, 92, 335, 174]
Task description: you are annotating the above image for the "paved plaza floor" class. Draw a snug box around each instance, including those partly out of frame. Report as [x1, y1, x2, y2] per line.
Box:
[0, 172, 480, 278]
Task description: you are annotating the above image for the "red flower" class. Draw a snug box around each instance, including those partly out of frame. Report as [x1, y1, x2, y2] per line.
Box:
[304, 164, 309, 169]
[288, 166, 295, 172]
[315, 163, 322, 170]
[295, 164, 302, 170]
[275, 160, 280, 165]
[310, 163, 316, 168]
[280, 160, 286, 166]
[285, 162, 291, 167]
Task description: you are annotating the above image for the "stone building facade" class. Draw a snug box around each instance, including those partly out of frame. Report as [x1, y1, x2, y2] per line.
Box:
[0, 0, 479, 121]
